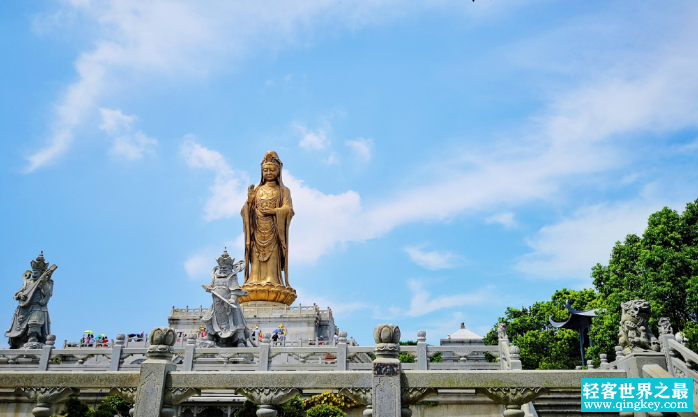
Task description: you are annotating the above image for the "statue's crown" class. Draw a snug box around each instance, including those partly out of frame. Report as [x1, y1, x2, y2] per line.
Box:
[216, 247, 236, 267]
[30, 251, 48, 271]
[261, 151, 281, 167]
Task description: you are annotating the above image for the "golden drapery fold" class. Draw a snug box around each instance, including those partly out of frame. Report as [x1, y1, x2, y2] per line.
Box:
[241, 184, 294, 287]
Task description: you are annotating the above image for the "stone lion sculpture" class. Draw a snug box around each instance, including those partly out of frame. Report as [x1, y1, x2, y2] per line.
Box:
[618, 300, 660, 355]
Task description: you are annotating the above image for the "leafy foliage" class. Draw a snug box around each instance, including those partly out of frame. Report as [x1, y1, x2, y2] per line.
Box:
[429, 352, 442, 363]
[63, 396, 91, 417]
[589, 200, 698, 358]
[483, 288, 599, 369]
[234, 400, 259, 417]
[303, 392, 360, 410]
[486, 198, 698, 368]
[398, 352, 415, 363]
[275, 396, 305, 417]
[61, 394, 131, 417]
[306, 405, 346, 417]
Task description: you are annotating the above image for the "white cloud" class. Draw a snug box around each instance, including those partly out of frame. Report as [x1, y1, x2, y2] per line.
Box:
[99, 108, 157, 160]
[295, 288, 370, 318]
[404, 245, 462, 270]
[295, 123, 329, 150]
[26, 0, 409, 170]
[324, 152, 339, 165]
[99, 108, 134, 134]
[180, 137, 249, 222]
[485, 212, 516, 228]
[183, 235, 244, 280]
[377, 280, 495, 318]
[514, 201, 671, 281]
[346, 137, 373, 161]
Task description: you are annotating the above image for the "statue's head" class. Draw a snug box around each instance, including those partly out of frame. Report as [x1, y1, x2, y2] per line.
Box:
[260, 151, 283, 185]
[216, 248, 235, 275]
[30, 251, 47, 279]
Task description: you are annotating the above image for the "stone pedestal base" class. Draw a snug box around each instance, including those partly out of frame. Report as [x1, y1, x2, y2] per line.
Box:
[238, 283, 297, 305]
[168, 301, 336, 344]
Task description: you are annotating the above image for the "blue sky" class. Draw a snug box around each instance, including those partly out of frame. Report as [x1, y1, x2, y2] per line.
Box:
[2, 0, 698, 347]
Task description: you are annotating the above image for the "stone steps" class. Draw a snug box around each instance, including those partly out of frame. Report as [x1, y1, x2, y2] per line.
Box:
[532, 389, 581, 417]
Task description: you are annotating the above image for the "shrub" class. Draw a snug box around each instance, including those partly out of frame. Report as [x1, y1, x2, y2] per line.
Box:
[398, 353, 415, 363]
[63, 396, 90, 417]
[234, 400, 259, 417]
[306, 405, 345, 417]
[276, 395, 304, 417]
[303, 392, 359, 410]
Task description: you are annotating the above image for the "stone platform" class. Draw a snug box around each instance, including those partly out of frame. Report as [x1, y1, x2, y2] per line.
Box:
[168, 301, 337, 344]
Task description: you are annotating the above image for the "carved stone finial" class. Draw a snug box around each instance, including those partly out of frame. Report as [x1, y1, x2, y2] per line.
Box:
[587, 360, 595, 369]
[115, 334, 125, 346]
[509, 345, 520, 360]
[374, 324, 400, 344]
[599, 354, 608, 366]
[618, 299, 660, 354]
[45, 335, 56, 347]
[147, 327, 176, 358]
[417, 330, 426, 343]
[373, 324, 400, 359]
[497, 322, 508, 341]
[658, 317, 673, 335]
[338, 331, 348, 343]
[261, 333, 271, 344]
[186, 333, 197, 345]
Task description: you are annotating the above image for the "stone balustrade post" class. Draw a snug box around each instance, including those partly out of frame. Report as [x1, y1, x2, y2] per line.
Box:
[110, 334, 126, 371]
[38, 335, 56, 371]
[599, 354, 608, 368]
[586, 360, 595, 370]
[508, 346, 522, 370]
[416, 331, 427, 371]
[134, 327, 177, 417]
[372, 324, 401, 417]
[258, 333, 271, 371]
[336, 331, 348, 371]
[183, 334, 197, 371]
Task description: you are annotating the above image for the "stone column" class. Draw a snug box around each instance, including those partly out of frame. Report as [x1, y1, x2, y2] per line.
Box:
[372, 324, 401, 417]
[110, 334, 126, 371]
[183, 333, 197, 371]
[134, 327, 177, 417]
[336, 331, 348, 371]
[38, 335, 56, 371]
[416, 331, 427, 371]
[258, 333, 271, 371]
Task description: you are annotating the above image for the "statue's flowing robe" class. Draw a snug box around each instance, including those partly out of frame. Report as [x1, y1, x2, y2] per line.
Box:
[241, 183, 293, 287]
[5, 276, 53, 348]
[201, 274, 251, 346]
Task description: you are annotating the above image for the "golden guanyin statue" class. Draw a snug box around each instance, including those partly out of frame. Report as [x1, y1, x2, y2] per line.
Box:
[238, 151, 297, 305]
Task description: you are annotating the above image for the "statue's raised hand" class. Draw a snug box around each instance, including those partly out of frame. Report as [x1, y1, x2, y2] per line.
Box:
[247, 184, 256, 201]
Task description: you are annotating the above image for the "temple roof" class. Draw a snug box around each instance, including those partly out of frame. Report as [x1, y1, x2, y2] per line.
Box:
[441, 322, 483, 343]
[549, 299, 600, 330]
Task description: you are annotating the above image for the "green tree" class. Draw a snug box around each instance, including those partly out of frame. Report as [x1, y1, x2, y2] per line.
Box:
[483, 288, 598, 369]
[589, 200, 698, 358]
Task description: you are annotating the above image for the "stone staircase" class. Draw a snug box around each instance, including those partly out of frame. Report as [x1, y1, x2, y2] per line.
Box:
[531, 389, 619, 417]
[532, 389, 581, 416]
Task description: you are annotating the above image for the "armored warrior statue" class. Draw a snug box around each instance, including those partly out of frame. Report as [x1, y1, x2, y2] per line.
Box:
[200, 249, 255, 347]
[5, 252, 57, 349]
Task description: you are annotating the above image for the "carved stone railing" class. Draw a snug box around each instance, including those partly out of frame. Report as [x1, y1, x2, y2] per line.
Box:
[660, 334, 698, 414]
[0, 324, 633, 417]
[0, 331, 503, 373]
